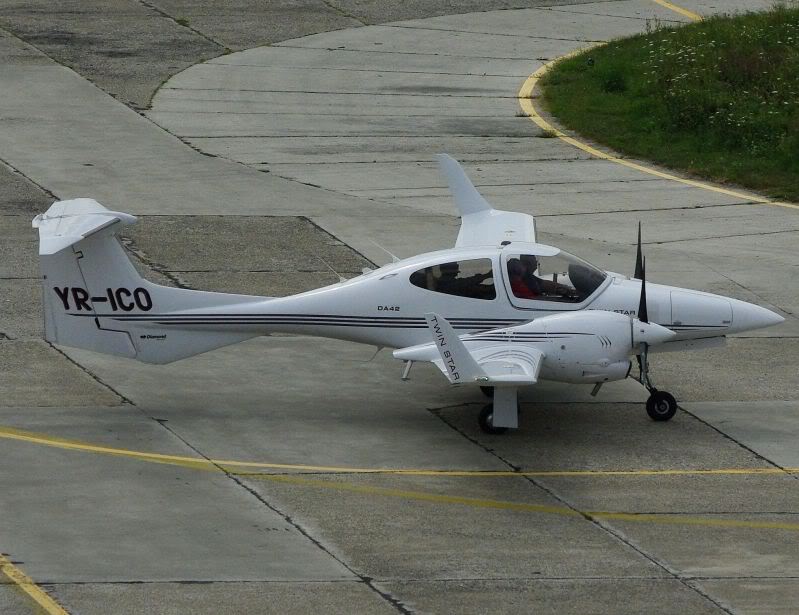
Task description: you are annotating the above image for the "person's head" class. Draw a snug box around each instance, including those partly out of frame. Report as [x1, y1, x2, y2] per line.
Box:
[439, 261, 460, 278]
[521, 254, 539, 273]
[507, 258, 524, 278]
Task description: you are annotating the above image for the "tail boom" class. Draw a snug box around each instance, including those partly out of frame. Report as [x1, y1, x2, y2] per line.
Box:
[35, 199, 264, 364]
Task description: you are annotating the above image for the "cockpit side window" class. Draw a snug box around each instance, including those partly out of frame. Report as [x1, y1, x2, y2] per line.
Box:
[410, 258, 495, 300]
[506, 252, 606, 303]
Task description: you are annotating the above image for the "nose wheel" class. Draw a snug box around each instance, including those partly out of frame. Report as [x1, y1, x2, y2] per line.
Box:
[646, 390, 677, 421]
[637, 347, 678, 422]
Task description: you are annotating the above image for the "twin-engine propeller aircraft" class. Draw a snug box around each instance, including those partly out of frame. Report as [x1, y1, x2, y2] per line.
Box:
[33, 155, 783, 434]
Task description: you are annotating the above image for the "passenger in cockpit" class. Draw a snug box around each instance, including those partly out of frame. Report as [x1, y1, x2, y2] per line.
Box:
[507, 258, 538, 299]
[437, 261, 492, 299]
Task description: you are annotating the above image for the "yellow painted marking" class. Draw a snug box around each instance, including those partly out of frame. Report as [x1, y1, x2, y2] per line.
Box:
[1, 425, 797, 478]
[0, 553, 70, 615]
[255, 474, 799, 532]
[2, 425, 799, 532]
[651, 0, 703, 21]
[516, 2, 799, 212]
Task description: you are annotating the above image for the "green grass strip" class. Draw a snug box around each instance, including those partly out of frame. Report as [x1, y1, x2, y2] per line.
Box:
[541, 5, 799, 202]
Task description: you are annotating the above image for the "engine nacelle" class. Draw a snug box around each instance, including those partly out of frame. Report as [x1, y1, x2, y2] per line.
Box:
[541, 358, 631, 384]
[520, 310, 642, 384]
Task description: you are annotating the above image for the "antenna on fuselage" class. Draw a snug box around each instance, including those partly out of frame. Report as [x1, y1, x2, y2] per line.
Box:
[316, 257, 347, 282]
[367, 238, 400, 263]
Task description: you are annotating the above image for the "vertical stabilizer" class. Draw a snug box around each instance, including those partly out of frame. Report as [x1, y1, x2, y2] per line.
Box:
[34, 199, 264, 363]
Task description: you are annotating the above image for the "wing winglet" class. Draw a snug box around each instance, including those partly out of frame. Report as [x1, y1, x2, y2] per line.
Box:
[436, 154, 537, 246]
[436, 153, 492, 216]
[424, 313, 485, 384]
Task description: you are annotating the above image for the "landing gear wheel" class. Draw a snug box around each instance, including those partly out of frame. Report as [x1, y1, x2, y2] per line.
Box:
[646, 390, 677, 422]
[480, 386, 494, 399]
[478, 403, 507, 435]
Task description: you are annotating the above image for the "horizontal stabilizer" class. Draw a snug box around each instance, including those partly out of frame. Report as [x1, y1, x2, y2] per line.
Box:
[33, 198, 137, 255]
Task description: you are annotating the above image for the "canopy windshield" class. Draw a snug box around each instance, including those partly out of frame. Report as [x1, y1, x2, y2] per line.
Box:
[504, 249, 606, 304]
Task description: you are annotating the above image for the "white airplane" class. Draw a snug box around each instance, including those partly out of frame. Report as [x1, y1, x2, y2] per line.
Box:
[33, 155, 784, 434]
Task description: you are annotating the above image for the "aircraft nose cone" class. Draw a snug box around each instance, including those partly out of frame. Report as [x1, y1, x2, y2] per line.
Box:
[730, 299, 785, 333]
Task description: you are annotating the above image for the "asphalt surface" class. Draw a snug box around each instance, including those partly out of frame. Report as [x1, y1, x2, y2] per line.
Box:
[1, 1, 798, 614]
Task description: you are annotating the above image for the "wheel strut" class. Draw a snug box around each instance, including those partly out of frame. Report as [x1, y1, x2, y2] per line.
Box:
[636, 345, 677, 422]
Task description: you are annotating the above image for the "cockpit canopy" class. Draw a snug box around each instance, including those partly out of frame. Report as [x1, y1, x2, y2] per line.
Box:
[407, 245, 607, 305]
[503, 249, 606, 303]
[409, 258, 496, 300]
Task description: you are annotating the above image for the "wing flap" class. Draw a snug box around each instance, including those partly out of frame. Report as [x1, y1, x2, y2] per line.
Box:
[395, 313, 544, 386]
[471, 346, 544, 384]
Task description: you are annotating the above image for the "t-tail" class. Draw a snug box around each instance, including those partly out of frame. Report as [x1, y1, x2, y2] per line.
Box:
[33, 199, 265, 364]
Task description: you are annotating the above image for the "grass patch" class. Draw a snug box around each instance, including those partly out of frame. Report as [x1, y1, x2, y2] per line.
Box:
[540, 5, 799, 201]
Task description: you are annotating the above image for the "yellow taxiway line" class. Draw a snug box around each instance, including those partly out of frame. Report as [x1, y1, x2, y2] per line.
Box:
[4, 423, 797, 532]
[2, 4, 795, 614]
[2, 425, 798, 478]
[517, 1, 799, 211]
[256, 474, 799, 532]
[652, 0, 702, 21]
[0, 553, 70, 615]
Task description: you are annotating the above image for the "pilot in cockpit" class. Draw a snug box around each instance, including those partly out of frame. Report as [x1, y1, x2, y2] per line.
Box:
[515, 254, 572, 299]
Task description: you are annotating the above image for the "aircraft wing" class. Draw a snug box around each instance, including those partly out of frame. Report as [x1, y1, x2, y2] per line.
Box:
[393, 313, 544, 385]
[437, 154, 537, 247]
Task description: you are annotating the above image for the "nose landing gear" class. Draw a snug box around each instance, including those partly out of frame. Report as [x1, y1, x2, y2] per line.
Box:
[637, 347, 678, 422]
[646, 390, 677, 421]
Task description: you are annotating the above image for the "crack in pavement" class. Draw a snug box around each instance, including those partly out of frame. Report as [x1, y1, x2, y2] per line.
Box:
[385, 23, 606, 43]
[0, 155, 57, 200]
[321, 0, 367, 27]
[155, 112, 541, 117]
[275, 43, 557, 61]
[46, 342, 132, 405]
[704, 264, 791, 316]
[535, 201, 757, 217]
[206, 62, 531, 79]
[644, 229, 799, 245]
[428, 406, 736, 614]
[136, 0, 226, 50]
[678, 407, 799, 485]
[150, 419, 414, 615]
[261, 158, 589, 164]
[539, 5, 685, 23]
[161, 87, 522, 98]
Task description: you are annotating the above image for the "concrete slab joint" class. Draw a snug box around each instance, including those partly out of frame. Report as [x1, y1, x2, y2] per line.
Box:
[1, 1, 798, 615]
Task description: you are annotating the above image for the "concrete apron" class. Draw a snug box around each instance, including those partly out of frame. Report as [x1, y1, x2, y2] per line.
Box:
[2, 1, 799, 613]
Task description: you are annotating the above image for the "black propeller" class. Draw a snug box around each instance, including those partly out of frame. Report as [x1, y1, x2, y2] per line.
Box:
[634, 221, 644, 280]
[638, 255, 648, 324]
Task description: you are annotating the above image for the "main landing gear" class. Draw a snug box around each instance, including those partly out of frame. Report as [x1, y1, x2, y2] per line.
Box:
[478, 403, 507, 435]
[478, 386, 508, 435]
[636, 347, 678, 422]
[477, 387, 518, 434]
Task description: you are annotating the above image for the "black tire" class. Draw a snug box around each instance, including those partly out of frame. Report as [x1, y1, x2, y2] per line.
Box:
[478, 403, 507, 435]
[480, 386, 494, 399]
[646, 390, 677, 421]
